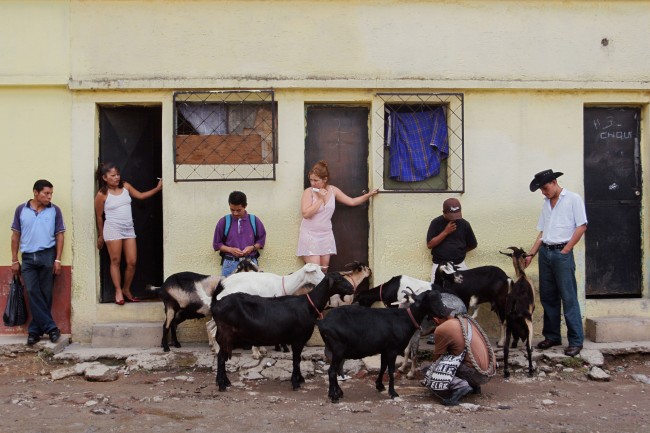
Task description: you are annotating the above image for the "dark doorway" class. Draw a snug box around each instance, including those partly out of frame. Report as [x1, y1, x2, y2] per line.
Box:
[584, 107, 641, 297]
[98, 105, 163, 302]
[305, 105, 371, 289]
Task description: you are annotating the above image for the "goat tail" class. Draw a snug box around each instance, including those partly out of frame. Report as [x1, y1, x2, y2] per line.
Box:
[145, 283, 161, 294]
[211, 281, 226, 304]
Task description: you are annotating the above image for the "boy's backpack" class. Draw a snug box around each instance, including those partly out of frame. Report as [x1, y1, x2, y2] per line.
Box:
[224, 214, 257, 238]
[219, 214, 257, 262]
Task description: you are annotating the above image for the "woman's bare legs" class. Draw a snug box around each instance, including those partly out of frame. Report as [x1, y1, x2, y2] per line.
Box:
[302, 254, 331, 273]
[121, 238, 137, 300]
[105, 239, 125, 303]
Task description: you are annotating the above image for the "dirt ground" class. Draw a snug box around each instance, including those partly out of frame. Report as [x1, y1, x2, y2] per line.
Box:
[1, 348, 649, 433]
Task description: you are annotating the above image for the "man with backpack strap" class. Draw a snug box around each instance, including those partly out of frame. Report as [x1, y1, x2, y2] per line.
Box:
[212, 191, 267, 277]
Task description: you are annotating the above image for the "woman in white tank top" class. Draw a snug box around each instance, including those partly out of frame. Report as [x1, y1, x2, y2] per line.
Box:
[94, 163, 162, 305]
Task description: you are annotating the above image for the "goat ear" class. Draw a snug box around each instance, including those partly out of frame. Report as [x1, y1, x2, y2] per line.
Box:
[499, 250, 513, 257]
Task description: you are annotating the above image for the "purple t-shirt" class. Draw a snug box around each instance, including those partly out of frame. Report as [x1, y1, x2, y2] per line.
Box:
[11, 201, 66, 253]
[212, 212, 266, 258]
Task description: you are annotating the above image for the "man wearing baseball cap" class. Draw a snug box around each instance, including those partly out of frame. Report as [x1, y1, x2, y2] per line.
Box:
[426, 198, 478, 283]
[525, 169, 588, 357]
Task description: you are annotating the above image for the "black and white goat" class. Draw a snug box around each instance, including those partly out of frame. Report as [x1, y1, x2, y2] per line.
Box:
[354, 275, 433, 307]
[148, 261, 257, 352]
[317, 289, 453, 402]
[435, 263, 509, 347]
[499, 247, 536, 378]
[211, 272, 356, 391]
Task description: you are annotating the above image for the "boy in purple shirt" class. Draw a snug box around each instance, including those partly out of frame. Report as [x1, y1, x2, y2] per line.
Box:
[10, 179, 66, 345]
[212, 191, 266, 276]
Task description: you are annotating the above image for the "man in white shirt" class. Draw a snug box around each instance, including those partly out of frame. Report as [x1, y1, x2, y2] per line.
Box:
[525, 169, 588, 357]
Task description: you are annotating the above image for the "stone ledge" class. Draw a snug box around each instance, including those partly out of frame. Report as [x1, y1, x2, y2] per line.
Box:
[586, 316, 650, 343]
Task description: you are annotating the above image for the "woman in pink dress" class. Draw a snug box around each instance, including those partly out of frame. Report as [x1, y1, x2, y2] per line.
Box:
[297, 160, 378, 272]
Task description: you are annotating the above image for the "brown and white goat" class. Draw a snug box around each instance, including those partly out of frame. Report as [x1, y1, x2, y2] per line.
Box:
[499, 246, 536, 378]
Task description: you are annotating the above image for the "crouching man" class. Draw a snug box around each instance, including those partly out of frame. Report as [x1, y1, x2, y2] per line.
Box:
[427, 312, 497, 406]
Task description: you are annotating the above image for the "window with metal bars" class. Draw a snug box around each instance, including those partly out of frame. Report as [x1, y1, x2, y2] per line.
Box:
[173, 90, 277, 181]
[373, 93, 464, 192]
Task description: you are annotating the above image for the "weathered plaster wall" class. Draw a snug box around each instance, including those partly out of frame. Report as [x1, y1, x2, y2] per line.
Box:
[66, 0, 650, 90]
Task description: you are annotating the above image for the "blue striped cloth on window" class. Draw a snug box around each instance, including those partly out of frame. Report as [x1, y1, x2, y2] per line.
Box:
[387, 107, 449, 182]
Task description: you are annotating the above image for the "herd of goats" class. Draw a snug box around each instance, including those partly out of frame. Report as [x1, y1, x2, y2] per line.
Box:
[146, 247, 535, 402]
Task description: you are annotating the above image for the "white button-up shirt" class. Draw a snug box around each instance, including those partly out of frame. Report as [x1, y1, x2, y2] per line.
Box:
[536, 188, 588, 244]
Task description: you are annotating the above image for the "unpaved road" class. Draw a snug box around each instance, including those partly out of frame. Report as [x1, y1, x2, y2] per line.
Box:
[1, 349, 649, 433]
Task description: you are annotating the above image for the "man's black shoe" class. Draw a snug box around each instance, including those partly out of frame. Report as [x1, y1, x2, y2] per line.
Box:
[564, 345, 583, 357]
[27, 334, 41, 345]
[441, 386, 473, 406]
[537, 339, 562, 350]
[49, 328, 61, 343]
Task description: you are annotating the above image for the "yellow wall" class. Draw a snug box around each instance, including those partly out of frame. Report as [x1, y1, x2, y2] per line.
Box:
[66, 0, 650, 90]
[2, 1, 649, 342]
[0, 87, 72, 264]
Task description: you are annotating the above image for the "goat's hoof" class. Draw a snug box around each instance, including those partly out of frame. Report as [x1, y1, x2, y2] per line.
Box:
[173, 342, 182, 348]
[162, 346, 170, 353]
[504, 372, 510, 379]
[375, 383, 386, 392]
[389, 391, 399, 399]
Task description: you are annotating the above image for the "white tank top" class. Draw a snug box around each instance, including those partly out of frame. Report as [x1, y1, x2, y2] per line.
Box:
[104, 188, 133, 225]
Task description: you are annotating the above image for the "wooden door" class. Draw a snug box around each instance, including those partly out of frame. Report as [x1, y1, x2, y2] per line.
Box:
[305, 105, 371, 289]
[98, 106, 163, 302]
[584, 107, 641, 297]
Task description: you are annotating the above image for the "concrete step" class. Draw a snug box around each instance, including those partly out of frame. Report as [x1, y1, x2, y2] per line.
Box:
[92, 322, 162, 348]
[586, 316, 650, 343]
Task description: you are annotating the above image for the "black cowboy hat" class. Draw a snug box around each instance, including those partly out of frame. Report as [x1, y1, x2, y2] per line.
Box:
[529, 169, 563, 192]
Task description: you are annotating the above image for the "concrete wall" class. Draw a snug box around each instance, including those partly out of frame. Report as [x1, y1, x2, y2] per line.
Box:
[1, 1, 649, 342]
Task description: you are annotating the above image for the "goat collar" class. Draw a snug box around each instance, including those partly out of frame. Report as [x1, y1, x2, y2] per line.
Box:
[379, 283, 388, 307]
[306, 293, 324, 320]
[282, 276, 287, 296]
[406, 307, 420, 329]
[344, 274, 357, 291]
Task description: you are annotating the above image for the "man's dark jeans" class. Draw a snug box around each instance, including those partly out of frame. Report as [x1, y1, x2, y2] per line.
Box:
[21, 247, 58, 336]
[538, 247, 584, 347]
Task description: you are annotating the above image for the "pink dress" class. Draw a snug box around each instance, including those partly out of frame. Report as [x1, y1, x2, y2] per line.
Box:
[296, 188, 337, 256]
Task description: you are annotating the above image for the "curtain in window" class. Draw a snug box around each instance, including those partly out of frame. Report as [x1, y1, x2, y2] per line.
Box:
[387, 107, 449, 182]
[178, 104, 227, 135]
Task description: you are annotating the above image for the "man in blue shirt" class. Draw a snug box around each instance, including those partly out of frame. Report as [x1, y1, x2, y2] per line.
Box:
[525, 169, 587, 357]
[11, 179, 66, 345]
[212, 191, 266, 277]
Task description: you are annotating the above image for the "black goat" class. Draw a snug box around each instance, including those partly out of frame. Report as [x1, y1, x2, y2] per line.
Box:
[317, 290, 452, 402]
[211, 272, 356, 391]
[435, 263, 509, 347]
[500, 247, 536, 378]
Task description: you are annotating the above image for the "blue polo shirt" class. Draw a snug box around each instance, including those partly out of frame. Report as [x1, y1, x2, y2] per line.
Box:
[11, 200, 66, 253]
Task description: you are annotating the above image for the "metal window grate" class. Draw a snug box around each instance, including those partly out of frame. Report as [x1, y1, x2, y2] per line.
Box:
[373, 93, 464, 193]
[173, 90, 276, 181]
